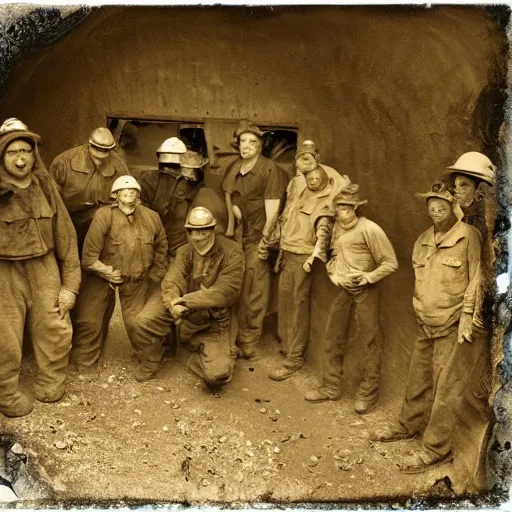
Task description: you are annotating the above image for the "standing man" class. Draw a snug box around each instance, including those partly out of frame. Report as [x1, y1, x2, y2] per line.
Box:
[0, 118, 81, 415]
[304, 184, 398, 414]
[132, 207, 245, 385]
[74, 176, 168, 377]
[222, 121, 287, 359]
[371, 183, 483, 473]
[269, 166, 335, 381]
[50, 127, 130, 253]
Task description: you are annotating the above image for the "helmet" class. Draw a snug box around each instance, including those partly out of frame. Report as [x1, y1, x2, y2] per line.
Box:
[89, 127, 116, 150]
[0, 118, 29, 134]
[0, 118, 41, 156]
[295, 140, 320, 161]
[184, 207, 217, 229]
[157, 137, 187, 164]
[111, 175, 141, 194]
[445, 152, 495, 186]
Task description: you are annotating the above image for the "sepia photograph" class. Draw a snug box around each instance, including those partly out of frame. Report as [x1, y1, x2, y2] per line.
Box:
[0, 3, 510, 508]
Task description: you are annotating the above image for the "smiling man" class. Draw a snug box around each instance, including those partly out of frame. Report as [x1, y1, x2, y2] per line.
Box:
[76, 175, 168, 379]
[222, 121, 287, 360]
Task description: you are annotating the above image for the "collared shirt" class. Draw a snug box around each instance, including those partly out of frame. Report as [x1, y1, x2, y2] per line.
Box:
[50, 145, 129, 214]
[328, 217, 398, 284]
[279, 179, 335, 257]
[222, 155, 287, 245]
[412, 220, 482, 328]
[82, 203, 168, 281]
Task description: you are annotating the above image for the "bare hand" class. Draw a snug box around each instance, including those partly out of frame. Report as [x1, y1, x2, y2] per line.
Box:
[58, 289, 76, 318]
[458, 312, 474, 344]
[99, 267, 124, 285]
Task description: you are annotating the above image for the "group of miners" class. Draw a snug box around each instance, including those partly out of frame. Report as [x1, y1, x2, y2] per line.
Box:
[0, 116, 496, 475]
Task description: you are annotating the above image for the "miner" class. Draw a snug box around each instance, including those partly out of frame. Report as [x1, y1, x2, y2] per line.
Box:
[132, 207, 245, 385]
[371, 183, 483, 473]
[222, 121, 287, 359]
[50, 127, 129, 253]
[0, 118, 81, 416]
[304, 184, 398, 414]
[73, 175, 167, 376]
[269, 165, 335, 381]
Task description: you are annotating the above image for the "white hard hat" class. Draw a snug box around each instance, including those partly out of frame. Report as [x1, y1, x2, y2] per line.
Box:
[111, 175, 141, 194]
[444, 151, 495, 187]
[184, 207, 217, 229]
[156, 137, 187, 164]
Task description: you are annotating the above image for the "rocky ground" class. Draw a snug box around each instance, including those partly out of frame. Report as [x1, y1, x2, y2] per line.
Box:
[0, 306, 498, 507]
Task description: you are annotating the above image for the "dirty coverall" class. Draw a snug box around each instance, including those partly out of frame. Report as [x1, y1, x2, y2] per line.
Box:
[321, 217, 398, 403]
[398, 220, 483, 459]
[72, 203, 168, 367]
[276, 175, 335, 370]
[133, 236, 245, 384]
[221, 155, 287, 354]
[50, 145, 130, 254]
[0, 169, 81, 406]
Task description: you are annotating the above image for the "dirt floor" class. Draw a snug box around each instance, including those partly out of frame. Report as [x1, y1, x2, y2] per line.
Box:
[0, 302, 490, 506]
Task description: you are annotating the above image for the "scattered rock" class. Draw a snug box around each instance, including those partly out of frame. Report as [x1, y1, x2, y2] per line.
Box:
[201, 478, 210, 487]
[259, 408, 267, 414]
[107, 375, 115, 384]
[172, 403, 180, 409]
[162, 426, 169, 432]
[273, 447, 280, 454]
[241, 388, 249, 392]
[134, 409, 142, 416]
[246, 440, 252, 447]
[356, 457, 364, 464]
[275, 409, 281, 415]
[157, 386, 165, 391]
[309, 455, 319, 467]
[10, 443, 23, 455]
[55, 440, 67, 450]
[164, 400, 171, 405]
[101, 384, 109, 389]
[218, 435, 228, 444]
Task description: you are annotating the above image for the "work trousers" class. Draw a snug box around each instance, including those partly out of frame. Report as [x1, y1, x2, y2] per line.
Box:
[0, 253, 72, 406]
[237, 243, 270, 353]
[321, 285, 382, 402]
[71, 273, 151, 367]
[134, 289, 237, 385]
[277, 252, 311, 369]
[398, 323, 487, 458]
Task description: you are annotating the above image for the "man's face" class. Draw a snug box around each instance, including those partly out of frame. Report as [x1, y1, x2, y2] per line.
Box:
[89, 145, 111, 168]
[296, 153, 317, 173]
[3, 140, 34, 181]
[116, 188, 139, 208]
[453, 174, 476, 207]
[305, 169, 322, 191]
[336, 204, 357, 224]
[187, 228, 215, 256]
[428, 198, 452, 225]
[239, 133, 261, 160]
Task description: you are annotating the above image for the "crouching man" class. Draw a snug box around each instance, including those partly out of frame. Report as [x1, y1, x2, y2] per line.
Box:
[77, 175, 168, 377]
[371, 183, 483, 473]
[133, 207, 245, 386]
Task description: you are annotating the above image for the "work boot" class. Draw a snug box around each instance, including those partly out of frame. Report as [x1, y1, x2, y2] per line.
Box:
[134, 364, 159, 382]
[369, 424, 417, 443]
[33, 383, 66, 403]
[354, 398, 377, 415]
[268, 366, 299, 381]
[304, 387, 341, 403]
[237, 346, 261, 361]
[0, 392, 34, 418]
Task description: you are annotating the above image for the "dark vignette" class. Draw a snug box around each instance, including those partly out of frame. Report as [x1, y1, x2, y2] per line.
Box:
[0, 4, 510, 509]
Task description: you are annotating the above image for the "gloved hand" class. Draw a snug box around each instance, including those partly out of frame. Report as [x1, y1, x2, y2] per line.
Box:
[303, 255, 315, 273]
[170, 297, 189, 325]
[58, 288, 76, 318]
[257, 238, 269, 261]
[458, 312, 474, 344]
[88, 260, 124, 285]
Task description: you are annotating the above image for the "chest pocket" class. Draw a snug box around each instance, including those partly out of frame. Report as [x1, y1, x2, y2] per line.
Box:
[441, 258, 462, 268]
[412, 260, 426, 281]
